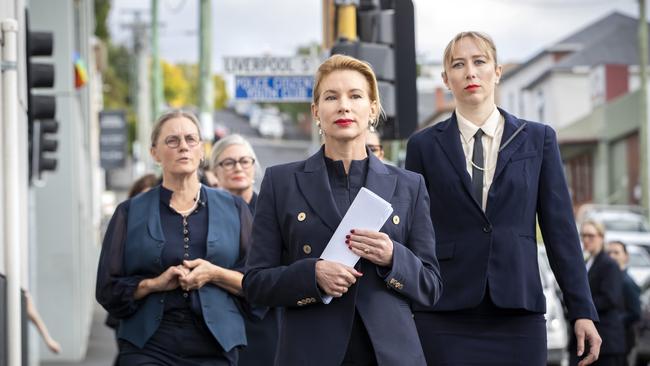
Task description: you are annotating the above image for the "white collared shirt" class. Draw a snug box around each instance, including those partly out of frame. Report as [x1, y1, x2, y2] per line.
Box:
[457, 106, 504, 211]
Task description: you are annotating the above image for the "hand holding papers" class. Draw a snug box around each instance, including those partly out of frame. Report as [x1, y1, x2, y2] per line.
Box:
[319, 187, 393, 304]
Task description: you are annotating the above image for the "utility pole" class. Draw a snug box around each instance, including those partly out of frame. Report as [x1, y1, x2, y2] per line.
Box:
[151, 0, 164, 120]
[122, 10, 152, 175]
[199, 0, 213, 140]
[640, 0, 649, 211]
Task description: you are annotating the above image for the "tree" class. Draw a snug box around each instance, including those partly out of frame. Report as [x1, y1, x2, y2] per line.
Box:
[94, 0, 111, 42]
[213, 74, 229, 110]
[162, 60, 190, 107]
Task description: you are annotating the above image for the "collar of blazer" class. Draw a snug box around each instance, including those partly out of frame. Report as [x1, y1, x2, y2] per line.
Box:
[296, 146, 397, 232]
[433, 108, 529, 211]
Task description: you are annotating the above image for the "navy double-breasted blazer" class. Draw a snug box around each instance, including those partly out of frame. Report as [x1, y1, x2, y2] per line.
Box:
[405, 108, 597, 321]
[242, 147, 442, 366]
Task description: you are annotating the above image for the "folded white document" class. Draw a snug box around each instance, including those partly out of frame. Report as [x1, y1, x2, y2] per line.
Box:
[320, 187, 393, 304]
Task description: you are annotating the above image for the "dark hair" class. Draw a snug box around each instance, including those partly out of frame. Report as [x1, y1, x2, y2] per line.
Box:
[128, 174, 158, 198]
[607, 240, 628, 255]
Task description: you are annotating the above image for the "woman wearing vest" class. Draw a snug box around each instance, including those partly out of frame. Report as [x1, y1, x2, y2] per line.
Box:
[96, 110, 253, 365]
[242, 55, 442, 366]
[210, 134, 280, 366]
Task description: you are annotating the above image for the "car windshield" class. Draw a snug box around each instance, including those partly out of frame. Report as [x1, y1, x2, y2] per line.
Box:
[603, 218, 650, 233]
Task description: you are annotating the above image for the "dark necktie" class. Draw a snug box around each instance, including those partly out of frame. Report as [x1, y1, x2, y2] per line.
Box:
[472, 129, 484, 207]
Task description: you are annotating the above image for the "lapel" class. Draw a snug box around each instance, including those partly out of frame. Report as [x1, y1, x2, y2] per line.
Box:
[146, 186, 165, 242]
[295, 147, 343, 232]
[434, 114, 476, 207]
[365, 153, 397, 205]
[492, 108, 528, 182]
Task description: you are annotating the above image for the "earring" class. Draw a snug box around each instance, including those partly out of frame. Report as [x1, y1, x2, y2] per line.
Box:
[317, 121, 322, 135]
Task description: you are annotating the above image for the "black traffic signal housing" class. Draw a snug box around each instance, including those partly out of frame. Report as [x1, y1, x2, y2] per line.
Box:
[331, 0, 417, 140]
[26, 21, 58, 182]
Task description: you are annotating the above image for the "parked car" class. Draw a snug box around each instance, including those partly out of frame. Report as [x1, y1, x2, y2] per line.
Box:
[257, 113, 284, 139]
[538, 246, 569, 366]
[626, 244, 650, 288]
[577, 204, 650, 248]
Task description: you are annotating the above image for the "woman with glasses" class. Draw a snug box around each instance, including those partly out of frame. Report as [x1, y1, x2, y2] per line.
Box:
[210, 134, 260, 213]
[578, 220, 626, 366]
[209, 134, 280, 366]
[96, 110, 254, 365]
[243, 54, 442, 365]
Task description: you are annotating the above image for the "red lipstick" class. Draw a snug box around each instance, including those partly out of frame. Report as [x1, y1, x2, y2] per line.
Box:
[335, 118, 354, 127]
[465, 84, 480, 91]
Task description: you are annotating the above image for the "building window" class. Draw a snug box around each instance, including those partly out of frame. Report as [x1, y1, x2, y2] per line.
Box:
[566, 153, 593, 208]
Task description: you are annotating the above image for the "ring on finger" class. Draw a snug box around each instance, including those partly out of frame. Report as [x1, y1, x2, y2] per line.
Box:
[364, 247, 370, 254]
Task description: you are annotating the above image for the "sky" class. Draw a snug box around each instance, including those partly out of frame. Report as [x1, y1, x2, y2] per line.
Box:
[108, 0, 643, 72]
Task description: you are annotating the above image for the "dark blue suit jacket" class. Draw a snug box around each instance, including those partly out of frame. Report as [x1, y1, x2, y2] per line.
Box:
[585, 251, 625, 354]
[242, 148, 442, 366]
[405, 108, 597, 321]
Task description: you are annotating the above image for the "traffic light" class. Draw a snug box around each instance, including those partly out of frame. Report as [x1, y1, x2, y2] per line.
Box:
[331, 0, 417, 140]
[26, 16, 58, 182]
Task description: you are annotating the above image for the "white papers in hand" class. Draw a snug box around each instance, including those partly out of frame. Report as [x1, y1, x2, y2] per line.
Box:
[319, 187, 393, 304]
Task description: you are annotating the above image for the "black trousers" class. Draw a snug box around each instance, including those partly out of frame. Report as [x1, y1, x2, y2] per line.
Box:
[118, 309, 237, 366]
[570, 354, 625, 366]
[340, 311, 378, 366]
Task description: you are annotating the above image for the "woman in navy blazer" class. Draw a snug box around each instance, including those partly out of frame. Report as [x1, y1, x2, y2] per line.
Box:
[96, 110, 253, 365]
[405, 32, 601, 366]
[243, 54, 442, 366]
[577, 221, 625, 366]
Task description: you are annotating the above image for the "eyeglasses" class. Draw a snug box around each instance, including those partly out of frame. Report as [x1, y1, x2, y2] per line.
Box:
[580, 233, 598, 239]
[217, 157, 255, 170]
[367, 144, 383, 153]
[162, 134, 201, 149]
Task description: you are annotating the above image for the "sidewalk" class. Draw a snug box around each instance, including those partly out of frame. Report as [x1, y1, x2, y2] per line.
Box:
[42, 305, 117, 366]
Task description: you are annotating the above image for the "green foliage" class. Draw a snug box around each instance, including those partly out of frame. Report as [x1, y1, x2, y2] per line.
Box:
[162, 60, 190, 107]
[177, 63, 199, 107]
[94, 0, 111, 41]
[213, 74, 229, 110]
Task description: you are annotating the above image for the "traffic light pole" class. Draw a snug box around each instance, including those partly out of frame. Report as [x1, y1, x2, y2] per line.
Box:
[151, 0, 164, 120]
[2, 18, 23, 366]
[336, 0, 358, 41]
[639, 0, 649, 211]
[198, 0, 213, 140]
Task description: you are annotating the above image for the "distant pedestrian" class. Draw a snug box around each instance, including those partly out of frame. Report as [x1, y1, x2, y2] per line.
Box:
[577, 220, 626, 366]
[96, 110, 254, 365]
[607, 240, 641, 365]
[365, 128, 384, 161]
[210, 134, 280, 366]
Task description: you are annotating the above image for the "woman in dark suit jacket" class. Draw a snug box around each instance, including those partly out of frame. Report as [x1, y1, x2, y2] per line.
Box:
[577, 221, 625, 366]
[405, 31, 601, 366]
[96, 110, 253, 365]
[242, 54, 442, 366]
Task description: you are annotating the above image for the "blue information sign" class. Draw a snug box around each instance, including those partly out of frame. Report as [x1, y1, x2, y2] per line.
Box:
[235, 75, 314, 102]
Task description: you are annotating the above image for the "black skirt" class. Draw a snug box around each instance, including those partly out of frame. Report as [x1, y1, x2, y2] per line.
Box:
[415, 296, 547, 366]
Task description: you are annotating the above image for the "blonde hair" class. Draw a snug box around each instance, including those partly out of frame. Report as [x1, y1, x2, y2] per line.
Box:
[150, 109, 202, 147]
[581, 219, 606, 238]
[442, 31, 498, 73]
[312, 54, 384, 127]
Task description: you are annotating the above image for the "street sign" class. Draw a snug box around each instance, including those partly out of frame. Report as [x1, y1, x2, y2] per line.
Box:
[224, 56, 319, 76]
[235, 75, 314, 102]
[99, 110, 127, 169]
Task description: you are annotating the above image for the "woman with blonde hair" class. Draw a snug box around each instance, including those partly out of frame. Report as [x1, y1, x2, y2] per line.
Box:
[406, 31, 600, 365]
[243, 54, 442, 365]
